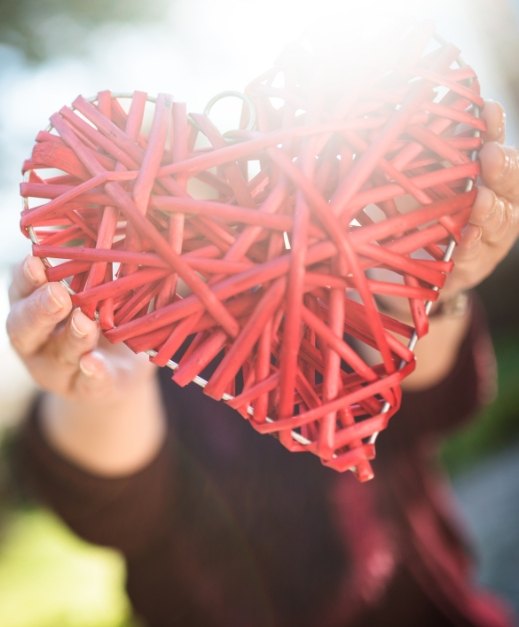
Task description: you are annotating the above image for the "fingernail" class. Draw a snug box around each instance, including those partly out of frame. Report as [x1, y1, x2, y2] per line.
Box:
[462, 224, 482, 248]
[45, 284, 67, 312]
[71, 309, 88, 338]
[79, 359, 95, 377]
[79, 351, 103, 378]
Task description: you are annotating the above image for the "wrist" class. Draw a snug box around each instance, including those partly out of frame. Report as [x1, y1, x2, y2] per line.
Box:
[40, 374, 167, 476]
[427, 290, 471, 320]
[376, 290, 471, 324]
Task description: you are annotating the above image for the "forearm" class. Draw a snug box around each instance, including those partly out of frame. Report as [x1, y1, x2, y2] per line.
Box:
[40, 371, 167, 477]
[378, 293, 496, 449]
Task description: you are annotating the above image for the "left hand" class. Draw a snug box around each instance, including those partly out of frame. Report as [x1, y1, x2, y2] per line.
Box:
[443, 100, 519, 298]
[398, 101, 518, 390]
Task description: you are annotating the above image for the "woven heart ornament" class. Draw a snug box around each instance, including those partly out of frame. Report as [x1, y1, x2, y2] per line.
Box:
[20, 26, 484, 480]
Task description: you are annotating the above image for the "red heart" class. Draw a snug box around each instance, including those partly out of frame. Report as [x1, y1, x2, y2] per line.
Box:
[20, 26, 483, 480]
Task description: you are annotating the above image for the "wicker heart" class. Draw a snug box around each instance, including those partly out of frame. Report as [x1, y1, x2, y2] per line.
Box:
[20, 27, 483, 480]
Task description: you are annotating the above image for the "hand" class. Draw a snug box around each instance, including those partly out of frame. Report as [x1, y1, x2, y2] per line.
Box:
[6, 255, 156, 404]
[366, 101, 518, 390]
[6, 255, 165, 475]
[443, 100, 519, 298]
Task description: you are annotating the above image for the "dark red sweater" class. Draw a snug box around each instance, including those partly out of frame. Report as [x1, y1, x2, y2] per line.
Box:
[20, 301, 514, 626]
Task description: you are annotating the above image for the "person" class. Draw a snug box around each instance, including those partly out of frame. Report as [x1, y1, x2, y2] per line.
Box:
[5, 100, 519, 627]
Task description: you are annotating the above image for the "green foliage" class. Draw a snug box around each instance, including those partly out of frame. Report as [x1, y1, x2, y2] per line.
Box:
[0, 507, 136, 627]
[442, 333, 519, 475]
[0, 427, 137, 626]
[0, 0, 170, 62]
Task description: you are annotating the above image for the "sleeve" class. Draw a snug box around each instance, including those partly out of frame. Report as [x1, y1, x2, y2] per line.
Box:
[380, 292, 497, 451]
[16, 379, 177, 559]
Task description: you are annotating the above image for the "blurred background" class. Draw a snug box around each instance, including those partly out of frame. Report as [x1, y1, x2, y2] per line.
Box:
[0, 0, 518, 625]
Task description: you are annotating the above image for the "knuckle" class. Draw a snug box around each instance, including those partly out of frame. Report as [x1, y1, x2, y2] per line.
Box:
[7, 266, 25, 303]
[54, 352, 77, 368]
[472, 187, 497, 225]
[25, 293, 52, 329]
[51, 341, 78, 368]
[5, 321, 25, 354]
[492, 199, 507, 232]
[503, 150, 519, 196]
[488, 199, 515, 243]
[483, 144, 519, 201]
[508, 201, 519, 229]
[5, 310, 14, 338]
[502, 198, 514, 225]
[7, 280, 18, 305]
[493, 103, 506, 141]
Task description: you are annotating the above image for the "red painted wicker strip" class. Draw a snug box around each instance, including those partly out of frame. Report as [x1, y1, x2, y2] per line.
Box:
[20, 27, 483, 479]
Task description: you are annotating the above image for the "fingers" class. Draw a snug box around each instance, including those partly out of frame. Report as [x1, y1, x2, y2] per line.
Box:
[8, 255, 48, 304]
[469, 186, 518, 244]
[449, 184, 518, 294]
[479, 142, 519, 203]
[8, 295, 105, 396]
[6, 252, 104, 394]
[6, 282, 73, 357]
[74, 350, 117, 399]
[7, 255, 148, 402]
[452, 223, 482, 265]
[50, 308, 99, 368]
[450, 104, 519, 294]
[481, 101, 506, 143]
[72, 348, 154, 400]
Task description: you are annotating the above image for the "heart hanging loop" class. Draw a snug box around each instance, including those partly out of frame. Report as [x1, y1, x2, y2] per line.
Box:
[200, 89, 257, 139]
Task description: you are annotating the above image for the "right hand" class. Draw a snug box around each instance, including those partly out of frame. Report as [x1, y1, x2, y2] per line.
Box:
[6, 254, 156, 404]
